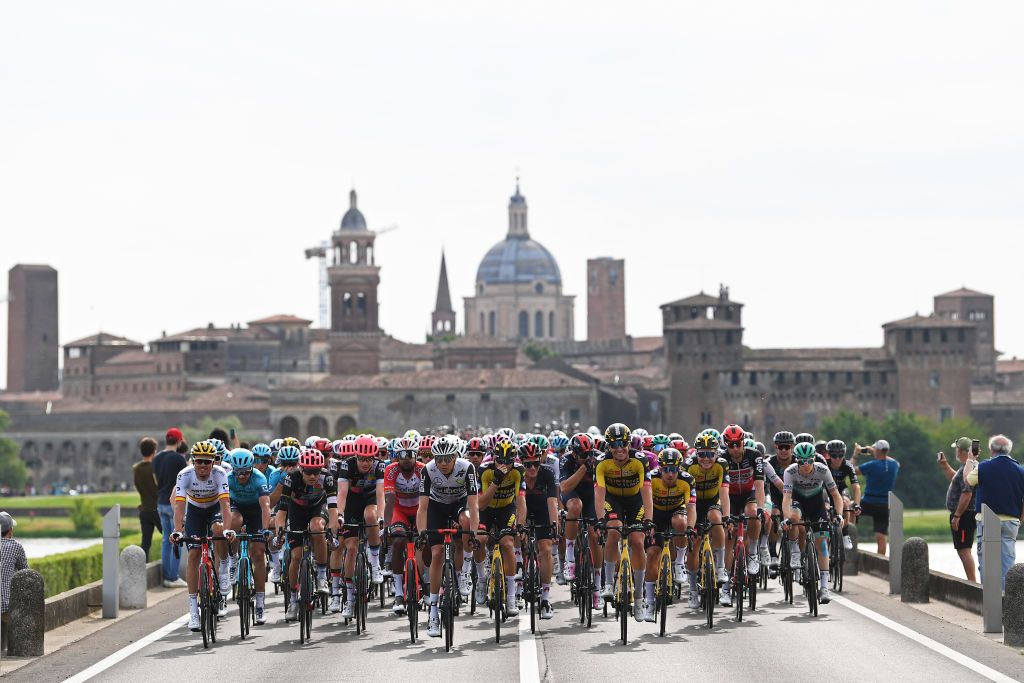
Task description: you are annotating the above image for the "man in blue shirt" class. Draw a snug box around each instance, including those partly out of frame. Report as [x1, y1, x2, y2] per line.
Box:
[852, 439, 900, 555]
[964, 435, 1024, 591]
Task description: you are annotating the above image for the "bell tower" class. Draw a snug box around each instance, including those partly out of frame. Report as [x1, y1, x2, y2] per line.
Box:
[327, 188, 382, 374]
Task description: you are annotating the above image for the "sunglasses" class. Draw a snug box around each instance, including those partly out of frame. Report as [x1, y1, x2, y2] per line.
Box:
[607, 440, 628, 448]
[696, 451, 716, 459]
[194, 459, 214, 465]
[234, 468, 253, 475]
[523, 461, 541, 469]
[660, 465, 679, 473]
[434, 454, 456, 463]
[776, 444, 793, 450]
[301, 467, 321, 475]
[726, 441, 744, 448]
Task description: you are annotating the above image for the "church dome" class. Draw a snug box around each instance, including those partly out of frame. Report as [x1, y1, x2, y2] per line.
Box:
[476, 238, 562, 286]
[475, 182, 562, 286]
[339, 189, 367, 231]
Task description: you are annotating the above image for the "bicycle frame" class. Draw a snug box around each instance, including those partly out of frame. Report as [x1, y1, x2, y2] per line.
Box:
[174, 535, 225, 648]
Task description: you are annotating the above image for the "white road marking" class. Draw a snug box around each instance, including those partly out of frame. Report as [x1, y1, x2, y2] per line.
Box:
[831, 595, 1017, 683]
[63, 613, 189, 683]
[519, 611, 542, 683]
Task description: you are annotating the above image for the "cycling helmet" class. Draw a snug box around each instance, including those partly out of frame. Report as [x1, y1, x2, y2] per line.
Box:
[495, 427, 516, 442]
[794, 432, 815, 445]
[754, 441, 767, 456]
[743, 438, 757, 450]
[343, 434, 358, 441]
[743, 430, 755, 442]
[353, 435, 378, 458]
[518, 442, 541, 462]
[277, 445, 301, 463]
[722, 424, 745, 446]
[670, 438, 690, 453]
[629, 433, 644, 451]
[393, 436, 418, 459]
[530, 434, 550, 453]
[313, 438, 332, 457]
[251, 443, 272, 460]
[403, 429, 421, 441]
[667, 432, 683, 442]
[493, 440, 517, 464]
[592, 435, 606, 452]
[604, 423, 631, 447]
[282, 437, 301, 449]
[208, 438, 227, 459]
[693, 433, 720, 452]
[658, 448, 683, 468]
[298, 448, 324, 469]
[826, 440, 847, 457]
[191, 440, 217, 459]
[226, 448, 255, 471]
[332, 439, 347, 456]
[338, 439, 356, 458]
[268, 438, 284, 455]
[587, 425, 602, 437]
[466, 437, 485, 454]
[642, 435, 655, 451]
[651, 434, 671, 453]
[550, 434, 570, 452]
[793, 442, 817, 462]
[481, 434, 496, 452]
[304, 436, 320, 448]
[697, 428, 722, 445]
[773, 431, 796, 446]
[431, 435, 461, 460]
[418, 435, 436, 456]
[632, 428, 649, 440]
[569, 433, 594, 455]
[814, 440, 828, 456]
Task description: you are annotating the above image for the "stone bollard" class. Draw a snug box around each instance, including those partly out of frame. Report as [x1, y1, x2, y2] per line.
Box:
[8, 569, 44, 656]
[901, 537, 930, 603]
[845, 524, 860, 576]
[1003, 563, 1024, 646]
[119, 545, 148, 609]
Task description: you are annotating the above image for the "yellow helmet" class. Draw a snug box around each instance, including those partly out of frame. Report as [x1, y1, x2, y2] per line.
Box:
[190, 440, 217, 459]
[282, 437, 301, 449]
[493, 440, 517, 463]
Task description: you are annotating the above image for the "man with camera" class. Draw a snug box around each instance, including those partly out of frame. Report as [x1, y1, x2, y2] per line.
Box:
[937, 437, 979, 581]
[851, 439, 900, 555]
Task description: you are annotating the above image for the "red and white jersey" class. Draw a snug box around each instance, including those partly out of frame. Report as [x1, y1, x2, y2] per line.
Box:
[383, 461, 425, 508]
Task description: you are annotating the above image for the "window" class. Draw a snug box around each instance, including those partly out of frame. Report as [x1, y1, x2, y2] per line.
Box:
[570, 408, 581, 421]
[676, 331, 683, 345]
[725, 331, 733, 345]
[518, 311, 529, 339]
[863, 371, 871, 385]
[957, 329, 965, 343]
[702, 371, 710, 381]
[880, 372, 888, 385]
[777, 372, 785, 386]
[479, 312, 485, 333]
[749, 372, 757, 386]
[480, 393, 490, 402]
[845, 372, 853, 385]
[520, 409, 530, 422]
[535, 311, 544, 338]
[549, 312, 555, 338]
[535, 282, 544, 294]
[489, 311, 496, 337]
[811, 372, 818, 385]
[828, 372, 836, 385]
[445, 394, 455, 402]
[928, 371, 940, 388]
[904, 330, 912, 343]
[731, 372, 739, 386]
[802, 412, 817, 430]
[939, 406, 953, 422]
[940, 329, 948, 343]
[795, 372, 802, 385]
[404, 394, 415, 402]
[923, 329, 931, 343]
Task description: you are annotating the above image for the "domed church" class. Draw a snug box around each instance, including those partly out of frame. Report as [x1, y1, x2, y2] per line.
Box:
[463, 183, 575, 341]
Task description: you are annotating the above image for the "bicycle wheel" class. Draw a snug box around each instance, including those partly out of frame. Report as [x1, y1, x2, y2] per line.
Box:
[832, 531, 844, 593]
[492, 552, 504, 644]
[618, 559, 629, 645]
[237, 557, 250, 639]
[578, 545, 592, 627]
[734, 549, 744, 623]
[703, 551, 715, 629]
[527, 548, 538, 634]
[748, 565, 757, 612]
[658, 554, 671, 637]
[298, 557, 311, 643]
[405, 559, 418, 643]
[354, 552, 367, 635]
[442, 560, 456, 652]
[198, 564, 211, 648]
[805, 545, 818, 617]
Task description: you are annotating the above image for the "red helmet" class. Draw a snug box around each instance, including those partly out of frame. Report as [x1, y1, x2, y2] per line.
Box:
[670, 438, 690, 453]
[339, 439, 356, 457]
[569, 433, 593, 455]
[299, 448, 324, 469]
[722, 424, 745, 446]
[418, 435, 436, 455]
[466, 437, 485, 454]
[642, 435, 654, 451]
[313, 438, 332, 457]
[354, 435, 377, 458]
[518, 442, 540, 462]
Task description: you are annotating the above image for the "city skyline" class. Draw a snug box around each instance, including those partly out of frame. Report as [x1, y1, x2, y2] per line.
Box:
[2, 3, 1023, 387]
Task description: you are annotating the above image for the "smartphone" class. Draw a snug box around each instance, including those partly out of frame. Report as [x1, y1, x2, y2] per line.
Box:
[229, 427, 236, 441]
[971, 439, 980, 456]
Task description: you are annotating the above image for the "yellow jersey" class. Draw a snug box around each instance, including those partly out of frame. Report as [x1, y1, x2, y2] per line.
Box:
[684, 455, 730, 501]
[595, 453, 650, 498]
[651, 470, 697, 512]
[479, 463, 526, 509]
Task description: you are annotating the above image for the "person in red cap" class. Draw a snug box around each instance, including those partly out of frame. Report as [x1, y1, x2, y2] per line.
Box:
[153, 428, 188, 586]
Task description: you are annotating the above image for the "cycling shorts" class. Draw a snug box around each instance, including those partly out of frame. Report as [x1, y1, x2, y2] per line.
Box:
[184, 502, 223, 544]
[729, 490, 756, 515]
[342, 493, 378, 539]
[230, 501, 263, 535]
[695, 497, 722, 524]
[425, 499, 466, 547]
[603, 494, 645, 526]
[389, 504, 418, 529]
[561, 492, 596, 520]
[287, 501, 326, 542]
[480, 504, 517, 535]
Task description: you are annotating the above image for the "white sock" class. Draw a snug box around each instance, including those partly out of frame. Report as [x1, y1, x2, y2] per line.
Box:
[713, 548, 725, 568]
[394, 574, 404, 598]
[759, 535, 769, 550]
[515, 548, 523, 565]
[604, 561, 616, 583]
[645, 581, 655, 603]
[566, 540, 575, 560]
[189, 594, 199, 613]
[632, 570, 644, 596]
[346, 580, 355, 601]
[790, 540, 800, 554]
[317, 565, 327, 581]
[821, 571, 829, 589]
[476, 560, 487, 578]
[505, 575, 516, 599]
[429, 594, 439, 618]
[368, 545, 380, 568]
[256, 592, 265, 608]
[541, 583, 550, 601]
[463, 550, 473, 566]
[689, 571, 698, 591]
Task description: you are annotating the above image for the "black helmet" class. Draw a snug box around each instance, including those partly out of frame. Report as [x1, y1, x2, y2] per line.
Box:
[773, 431, 795, 446]
[814, 440, 828, 455]
[795, 432, 815, 445]
[826, 440, 847, 457]
[604, 423, 631, 448]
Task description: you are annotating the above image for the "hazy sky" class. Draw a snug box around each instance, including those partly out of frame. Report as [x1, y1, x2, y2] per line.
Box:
[2, 2, 1022, 388]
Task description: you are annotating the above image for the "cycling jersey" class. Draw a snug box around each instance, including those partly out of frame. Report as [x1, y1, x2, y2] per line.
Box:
[558, 452, 596, 495]
[276, 468, 338, 510]
[595, 452, 651, 498]
[684, 455, 731, 501]
[420, 458, 479, 504]
[783, 462, 837, 499]
[524, 466, 558, 519]
[828, 459, 857, 493]
[383, 461, 425, 509]
[335, 456, 386, 498]
[726, 450, 764, 494]
[228, 468, 269, 505]
[174, 465, 229, 508]
[268, 466, 291, 492]
[543, 453, 560, 483]
[479, 462, 527, 509]
[650, 470, 697, 512]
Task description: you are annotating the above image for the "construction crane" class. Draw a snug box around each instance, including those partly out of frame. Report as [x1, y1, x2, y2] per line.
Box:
[305, 224, 399, 329]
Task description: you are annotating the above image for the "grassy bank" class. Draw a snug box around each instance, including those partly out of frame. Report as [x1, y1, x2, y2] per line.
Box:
[15, 514, 142, 538]
[29, 532, 160, 598]
[0, 492, 140, 510]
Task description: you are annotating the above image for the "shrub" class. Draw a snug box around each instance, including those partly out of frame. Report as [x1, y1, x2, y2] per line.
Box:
[69, 499, 101, 535]
[30, 533, 157, 598]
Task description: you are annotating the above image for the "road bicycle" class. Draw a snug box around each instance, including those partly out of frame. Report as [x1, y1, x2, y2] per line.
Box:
[728, 514, 759, 622]
[390, 525, 421, 643]
[785, 518, 828, 617]
[609, 520, 646, 646]
[519, 520, 551, 634]
[173, 534, 225, 649]
[342, 521, 379, 635]
[690, 520, 725, 630]
[483, 525, 517, 644]
[652, 527, 688, 637]
[563, 515, 598, 628]
[426, 524, 473, 653]
[233, 532, 267, 639]
[775, 513, 794, 605]
[293, 528, 333, 643]
[828, 513, 845, 593]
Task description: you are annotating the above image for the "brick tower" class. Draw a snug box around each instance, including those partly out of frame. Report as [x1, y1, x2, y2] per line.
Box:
[7, 264, 59, 392]
[587, 258, 625, 342]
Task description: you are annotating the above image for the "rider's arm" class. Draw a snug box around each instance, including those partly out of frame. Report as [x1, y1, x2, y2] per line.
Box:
[416, 495, 429, 533]
[172, 496, 186, 532]
[559, 463, 587, 494]
[336, 479, 349, 512]
[641, 482, 654, 521]
[259, 494, 272, 530]
[467, 494, 480, 536]
[547, 492, 558, 529]
[719, 487, 731, 519]
[754, 478, 766, 512]
[937, 453, 956, 482]
[685, 500, 696, 532]
[383, 492, 396, 527]
[516, 492, 527, 526]
[478, 468, 498, 508]
[375, 480, 386, 521]
[781, 491, 793, 520]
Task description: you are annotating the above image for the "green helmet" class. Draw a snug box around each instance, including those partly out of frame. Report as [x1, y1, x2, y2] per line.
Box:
[743, 438, 757, 450]
[530, 434, 550, 453]
[793, 442, 817, 462]
[651, 434, 671, 453]
[696, 428, 722, 444]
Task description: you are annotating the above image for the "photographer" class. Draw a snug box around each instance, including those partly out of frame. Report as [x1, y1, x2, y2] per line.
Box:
[851, 439, 900, 555]
[937, 437, 979, 582]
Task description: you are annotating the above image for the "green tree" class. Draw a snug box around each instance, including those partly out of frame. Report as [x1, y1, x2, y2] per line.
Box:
[819, 410, 879, 450]
[182, 415, 256, 448]
[929, 415, 988, 460]
[522, 342, 557, 362]
[70, 498, 101, 535]
[0, 410, 28, 492]
[876, 412, 945, 509]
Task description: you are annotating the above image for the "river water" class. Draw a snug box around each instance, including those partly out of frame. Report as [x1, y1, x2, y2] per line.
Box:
[20, 537, 102, 559]
[925, 540, 1024, 579]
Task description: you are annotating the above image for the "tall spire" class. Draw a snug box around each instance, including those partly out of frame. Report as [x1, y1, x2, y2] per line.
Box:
[431, 250, 456, 336]
[507, 178, 529, 239]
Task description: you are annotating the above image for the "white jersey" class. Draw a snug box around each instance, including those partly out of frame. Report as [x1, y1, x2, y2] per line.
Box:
[420, 458, 479, 505]
[174, 465, 230, 508]
[544, 454, 560, 482]
[218, 460, 233, 475]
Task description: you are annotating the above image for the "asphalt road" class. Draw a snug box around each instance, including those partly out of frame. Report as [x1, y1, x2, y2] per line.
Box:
[10, 571, 1023, 682]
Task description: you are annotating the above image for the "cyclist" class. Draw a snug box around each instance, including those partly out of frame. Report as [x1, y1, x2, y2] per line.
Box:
[417, 435, 480, 638]
[721, 425, 766, 576]
[274, 448, 339, 622]
[825, 440, 861, 550]
[383, 436, 425, 615]
[169, 441, 235, 630]
[763, 430, 796, 576]
[336, 434, 387, 618]
[684, 433, 732, 608]
[781, 442, 846, 604]
[642, 447, 695, 622]
[560, 432, 601, 609]
[266, 443, 299, 584]
[475, 439, 526, 615]
[225, 448, 272, 624]
[521, 442, 559, 619]
[594, 423, 653, 622]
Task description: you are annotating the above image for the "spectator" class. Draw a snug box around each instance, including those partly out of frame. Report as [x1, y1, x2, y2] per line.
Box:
[133, 437, 162, 561]
[176, 439, 189, 455]
[937, 437, 977, 582]
[0, 511, 28, 651]
[851, 439, 900, 555]
[153, 428, 188, 588]
[964, 434, 1024, 591]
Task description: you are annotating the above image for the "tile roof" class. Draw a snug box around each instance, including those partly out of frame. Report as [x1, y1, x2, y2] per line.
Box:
[103, 350, 156, 365]
[296, 368, 590, 392]
[661, 290, 743, 308]
[64, 332, 142, 348]
[438, 335, 517, 350]
[51, 385, 269, 414]
[997, 358, 1024, 375]
[247, 314, 313, 326]
[663, 318, 742, 331]
[882, 314, 974, 329]
[380, 337, 434, 361]
[155, 326, 257, 343]
[935, 287, 991, 299]
[630, 336, 664, 353]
